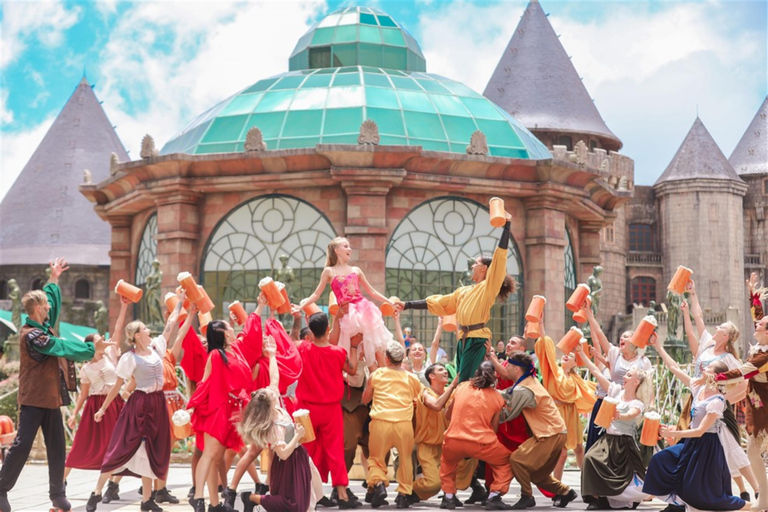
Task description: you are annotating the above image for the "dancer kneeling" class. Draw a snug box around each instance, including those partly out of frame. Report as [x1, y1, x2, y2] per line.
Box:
[440, 361, 512, 510]
[642, 336, 748, 511]
[578, 343, 651, 510]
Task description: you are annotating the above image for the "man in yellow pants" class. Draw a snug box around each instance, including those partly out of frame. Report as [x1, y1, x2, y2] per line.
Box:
[362, 341, 422, 509]
[413, 364, 481, 506]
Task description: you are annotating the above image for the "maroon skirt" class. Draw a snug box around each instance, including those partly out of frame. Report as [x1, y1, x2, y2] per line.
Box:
[66, 394, 125, 470]
[101, 390, 171, 480]
[261, 445, 312, 512]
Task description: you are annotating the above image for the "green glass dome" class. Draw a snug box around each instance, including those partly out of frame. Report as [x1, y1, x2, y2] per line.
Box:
[160, 8, 550, 160]
[288, 6, 426, 73]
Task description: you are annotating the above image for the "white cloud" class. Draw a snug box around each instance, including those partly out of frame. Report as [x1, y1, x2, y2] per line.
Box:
[0, 1, 81, 68]
[0, 116, 52, 201]
[418, 1, 766, 185]
[0, 90, 13, 125]
[93, 1, 326, 159]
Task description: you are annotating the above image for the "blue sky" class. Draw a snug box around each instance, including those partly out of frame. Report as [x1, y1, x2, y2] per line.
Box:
[1, 0, 766, 201]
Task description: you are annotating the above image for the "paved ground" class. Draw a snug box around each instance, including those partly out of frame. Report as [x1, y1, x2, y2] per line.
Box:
[5, 463, 686, 512]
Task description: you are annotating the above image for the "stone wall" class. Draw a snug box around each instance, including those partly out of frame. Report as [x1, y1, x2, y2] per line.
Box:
[0, 264, 109, 328]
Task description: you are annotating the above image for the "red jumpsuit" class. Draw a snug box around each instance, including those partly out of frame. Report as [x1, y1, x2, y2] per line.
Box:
[296, 341, 349, 487]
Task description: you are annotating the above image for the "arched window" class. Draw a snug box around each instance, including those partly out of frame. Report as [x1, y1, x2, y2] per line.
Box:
[74, 279, 91, 300]
[135, 213, 158, 320]
[0, 280, 7, 300]
[31, 278, 44, 291]
[564, 228, 577, 329]
[202, 195, 337, 312]
[558, 135, 573, 151]
[631, 277, 656, 306]
[386, 197, 524, 350]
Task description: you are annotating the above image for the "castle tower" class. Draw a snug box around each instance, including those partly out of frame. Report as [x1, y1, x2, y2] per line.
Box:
[484, 0, 631, 326]
[730, 97, 768, 288]
[0, 77, 129, 325]
[654, 117, 747, 345]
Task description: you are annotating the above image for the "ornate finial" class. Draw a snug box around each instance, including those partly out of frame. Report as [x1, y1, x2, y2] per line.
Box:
[466, 130, 489, 156]
[569, 140, 588, 167]
[357, 119, 380, 145]
[83, 169, 92, 184]
[109, 153, 119, 176]
[244, 127, 267, 152]
[599, 159, 609, 172]
[140, 134, 158, 159]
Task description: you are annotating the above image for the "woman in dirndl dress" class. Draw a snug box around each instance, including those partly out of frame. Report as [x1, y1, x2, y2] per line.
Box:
[64, 298, 129, 503]
[577, 343, 652, 510]
[84, 298, 185, 512]
[644, 336, 748, 511]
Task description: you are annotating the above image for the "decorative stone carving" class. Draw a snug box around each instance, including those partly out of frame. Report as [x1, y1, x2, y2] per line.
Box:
[588, 265, 603, 317]
[83, 169, 92, 184]
[144, 259, 164, 329]
[357, 119, 380, 145]
[600, 159, 609, 172]
[140, 134, 158, 159]
[617, 176, 629, 191]
[109, 153, 119, 176]
[466, 130, 489, 156]
[569, 140, 588, 167]
[244, 127, 267, 152]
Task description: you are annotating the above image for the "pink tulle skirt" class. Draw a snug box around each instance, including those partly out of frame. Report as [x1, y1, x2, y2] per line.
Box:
[338, 298, 393, 361]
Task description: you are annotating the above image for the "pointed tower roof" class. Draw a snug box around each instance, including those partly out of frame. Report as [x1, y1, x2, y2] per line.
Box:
[654, 117, 743, 186]
[483, 0, 622, 151]
[729, 96, 768, 176]
[0, 77, 129, 266]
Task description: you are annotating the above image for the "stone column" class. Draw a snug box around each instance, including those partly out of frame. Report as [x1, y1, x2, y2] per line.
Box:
[154, 188, 202, 299]
[578, 222, 602, 284]
[523, 197, 567, 340]
[107, 215, 133, 329]
[332, 169, 405, 292]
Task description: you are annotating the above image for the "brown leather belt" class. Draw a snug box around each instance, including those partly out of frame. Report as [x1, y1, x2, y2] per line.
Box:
[458, 323, 486, 341]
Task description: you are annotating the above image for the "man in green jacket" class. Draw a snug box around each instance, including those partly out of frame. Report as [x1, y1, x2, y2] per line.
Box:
[0, 258, 112, 512]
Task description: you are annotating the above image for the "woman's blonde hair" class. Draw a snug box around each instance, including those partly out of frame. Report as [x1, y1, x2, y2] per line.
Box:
[722, 322, 739, 357]
[237, 389, 277, 448]
[633, 370, 653, 410]
[325, 237, 348, 267]
[125, 320, 144, 345]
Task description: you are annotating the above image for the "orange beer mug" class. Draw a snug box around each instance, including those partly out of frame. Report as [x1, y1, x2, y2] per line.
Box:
[594, 397, 619, 429]
[328, 291, 339, 317]
[442, 314, 457, 332]
[640, 412, 662, 447]
[489, 197, 506, 228]
[115, 279, 143, 303]
[557, 326, 584, 354]
[198, 311, 213, 336]
[525, 295, 546, 322]
[196, 285, 215, 315]
[630, 315, 657, 349]
[566, 284, 591, 312]
[259, 277, 285, 310]
[524, 321, 540, 339]
[164, 292, 188, 324]
[228, 300, 248, 326]
[668, 266, 693, 295]
[276, 283, 291, 315]
[177, 272, 204, 303]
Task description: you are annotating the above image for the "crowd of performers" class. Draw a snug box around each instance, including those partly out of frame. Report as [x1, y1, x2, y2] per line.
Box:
[2, 217, 768, 512]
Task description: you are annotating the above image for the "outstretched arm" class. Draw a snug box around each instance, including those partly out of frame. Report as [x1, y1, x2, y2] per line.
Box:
[303, 267, 332, 307]
[356, 268, 391, 305]
[393, 311, 405, 348]
[171, 302, 198, 362]
[662, 412, 717, 439]
[429, 317, 443, 365]
[648, 334, 691, 387]
[574, 343, 611, 391]
[687, 280, 706, 341]
[586, 304, 611, 355]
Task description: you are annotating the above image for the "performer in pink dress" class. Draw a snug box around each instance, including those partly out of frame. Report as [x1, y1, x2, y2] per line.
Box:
[302, 237, 394, 364]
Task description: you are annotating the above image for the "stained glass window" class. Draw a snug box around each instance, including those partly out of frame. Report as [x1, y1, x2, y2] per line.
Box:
[135, 213, 158, 321]
[564, 228, 576, 329]
[385, 197, 524, 356]
[201, 195, 337, 313]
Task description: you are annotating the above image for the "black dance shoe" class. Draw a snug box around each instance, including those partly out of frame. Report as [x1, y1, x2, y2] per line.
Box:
[465, 479, 488, 505]
[240, 493, 255, 512]
[155, 487, 179, 504]
[102, 481, 120, 504]
[140, 497, 163, 512]
[394, 493, 410, 509]
[509, 494, 536, 510]
[555, 489, 578, 508]
[86, 493, 102, 512]
[440, 496, 456, 510]
[370, 483, 388, 509]
[485, 495, 513, 510]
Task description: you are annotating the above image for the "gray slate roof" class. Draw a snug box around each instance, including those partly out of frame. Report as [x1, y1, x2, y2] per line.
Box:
[0, 77, 129, 266]
[654, 117, 743, 185]
[729, 96, 768, 176]
[483, 0, 622, 149]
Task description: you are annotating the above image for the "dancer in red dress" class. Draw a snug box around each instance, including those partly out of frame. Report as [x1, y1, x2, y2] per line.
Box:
[187, 306, 266, 512]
